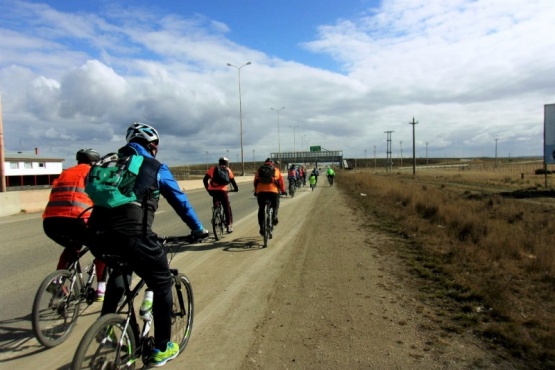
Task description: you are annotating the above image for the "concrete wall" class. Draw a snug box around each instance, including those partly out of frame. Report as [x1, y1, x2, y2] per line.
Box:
[0, 176, 254, 218]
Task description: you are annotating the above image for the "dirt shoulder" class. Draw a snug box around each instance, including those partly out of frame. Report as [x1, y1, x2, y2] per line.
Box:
[238, 183, 519, 370]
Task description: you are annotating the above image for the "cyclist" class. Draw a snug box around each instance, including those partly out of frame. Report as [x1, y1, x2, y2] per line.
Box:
[299, 166, 306, 186]
[203, 157, 239, 233]
[311, 167, 320, 184]
[42, 148, 107, 301]
[254, 158, 286, 236]
[326, 167, 335, 185]
[287, 164, 299, 192]
[86, 122, 209, 367]
[309, 172, 317, 190]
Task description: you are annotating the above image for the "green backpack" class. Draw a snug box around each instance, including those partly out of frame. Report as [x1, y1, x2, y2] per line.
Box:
[85, 152, 144, 208]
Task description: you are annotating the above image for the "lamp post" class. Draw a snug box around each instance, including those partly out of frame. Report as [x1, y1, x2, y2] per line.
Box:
[271, 107, 285, 168]
[227, 61, 251, 176]
[290, 124, 299, 163]
[252, 149, 255, 171]
[373, 145, 376, 168]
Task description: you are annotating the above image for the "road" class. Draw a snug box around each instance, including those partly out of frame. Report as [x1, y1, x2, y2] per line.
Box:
[0, 180, 307, 369]
[0, 180, 518, 369]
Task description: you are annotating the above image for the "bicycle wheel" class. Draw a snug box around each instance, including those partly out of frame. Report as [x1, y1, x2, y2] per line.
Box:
[212, 206, 224, 241]
[263, 205, 272, 248]
[71, 313, 136, 370]
[170, 273, 194, 350]
[289, 182, 295, 198]
[32, 269, 82, 348]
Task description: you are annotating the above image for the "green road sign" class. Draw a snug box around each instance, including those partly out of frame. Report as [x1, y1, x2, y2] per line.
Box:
[310, 146, 321, 152]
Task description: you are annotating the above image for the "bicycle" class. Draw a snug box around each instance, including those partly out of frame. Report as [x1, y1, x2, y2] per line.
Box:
[261, 192, 286, 248]
[288, 179, 296, 198]
[32, 247, 99, 348]
[71, 234, 202, 370]
[211, 189, 237, 241]
[328, 175, 334, 186]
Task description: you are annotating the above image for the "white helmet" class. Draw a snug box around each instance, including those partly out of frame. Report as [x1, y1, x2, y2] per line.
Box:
[126, 122, 160, 144]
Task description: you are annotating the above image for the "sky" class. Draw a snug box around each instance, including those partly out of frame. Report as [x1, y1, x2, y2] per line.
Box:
[1, 0, 554, 168]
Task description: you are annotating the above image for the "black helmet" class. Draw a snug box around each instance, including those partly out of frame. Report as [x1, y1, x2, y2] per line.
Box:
[76, 148, 100, 164]
[265, 157, 273, 163]
[219, 157, 229, 166]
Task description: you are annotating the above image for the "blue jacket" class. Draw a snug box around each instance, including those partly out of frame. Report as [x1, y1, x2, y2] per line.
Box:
[128, 142, 203, 232]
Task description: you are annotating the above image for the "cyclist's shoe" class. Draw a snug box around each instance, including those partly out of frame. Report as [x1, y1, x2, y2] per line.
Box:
[226, 225, 234, 233]
[259, 229, 264, 236]
[148, 342, 179, 367]
[95, 289, 105, 302]
[273, 216, 279, 226]
[192, 228, 210, 240]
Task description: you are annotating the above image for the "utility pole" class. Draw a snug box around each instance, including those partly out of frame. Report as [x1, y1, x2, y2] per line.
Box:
[426, 142, 429, 165]
[409, 118, 418, 175]
[373, 145, 376, 168]
[384, 131, 394, 172]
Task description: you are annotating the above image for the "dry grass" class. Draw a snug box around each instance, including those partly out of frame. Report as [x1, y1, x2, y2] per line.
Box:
[338, 167, 555, 369]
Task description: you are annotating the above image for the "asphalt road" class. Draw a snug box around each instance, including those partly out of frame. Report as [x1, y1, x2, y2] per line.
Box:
[0, 184, 257, 368]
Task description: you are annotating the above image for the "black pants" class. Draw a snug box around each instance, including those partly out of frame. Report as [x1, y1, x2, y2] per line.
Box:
[256, 192, 279, 230]
[208, 190, 233, 226]
[89, 232, 173, 350]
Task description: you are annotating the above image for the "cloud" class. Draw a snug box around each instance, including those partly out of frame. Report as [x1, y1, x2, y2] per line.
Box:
[0, 0, 554, 167]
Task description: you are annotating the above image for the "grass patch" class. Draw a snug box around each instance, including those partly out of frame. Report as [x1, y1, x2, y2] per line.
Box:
[338, 168, 555, 369]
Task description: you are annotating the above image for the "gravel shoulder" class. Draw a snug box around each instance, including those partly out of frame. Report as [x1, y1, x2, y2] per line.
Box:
[236, 182, 518, 370]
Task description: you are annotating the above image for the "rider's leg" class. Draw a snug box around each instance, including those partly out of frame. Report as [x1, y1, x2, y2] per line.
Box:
[129, 234, 173, 351]
[256, 194, 266, 233]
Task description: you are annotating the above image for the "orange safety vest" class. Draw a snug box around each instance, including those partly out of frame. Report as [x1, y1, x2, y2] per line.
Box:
[205, 165, 234, 191]
[254, 165, 286, 194]
[42, 163, 94, 219]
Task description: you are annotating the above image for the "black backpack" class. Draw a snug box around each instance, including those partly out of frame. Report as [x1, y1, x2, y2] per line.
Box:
[258, 164, 275, 184]
[212, 165, 230, 186]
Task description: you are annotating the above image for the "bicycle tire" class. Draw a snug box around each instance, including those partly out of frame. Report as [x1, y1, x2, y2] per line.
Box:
[212, 206, 224, 241]
[289, 182, 295, 198]
[71, 313, 136, 370]
[170, 273, 194, 351]
[32, 269, 82, 348]
[263, 204, 272, 248]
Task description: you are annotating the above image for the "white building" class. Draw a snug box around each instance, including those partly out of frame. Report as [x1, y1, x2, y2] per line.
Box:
[4, 150, 64, 188]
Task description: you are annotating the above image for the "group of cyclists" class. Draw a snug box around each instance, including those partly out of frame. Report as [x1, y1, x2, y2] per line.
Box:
[41, 121, 337, 367]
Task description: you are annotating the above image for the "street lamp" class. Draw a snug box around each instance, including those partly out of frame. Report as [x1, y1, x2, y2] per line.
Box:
[290, 124, 299, 163]
[271, 107, 285, 168]
[227, 61, 251, 176]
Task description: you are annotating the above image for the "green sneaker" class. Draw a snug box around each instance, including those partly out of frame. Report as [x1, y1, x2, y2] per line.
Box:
[148, 342, 179, 367]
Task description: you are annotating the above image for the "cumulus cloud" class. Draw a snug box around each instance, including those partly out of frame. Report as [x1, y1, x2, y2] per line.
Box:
[0, 0, 554, 167]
